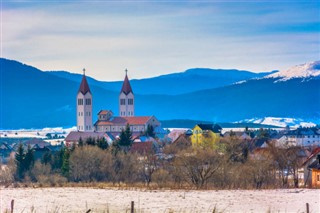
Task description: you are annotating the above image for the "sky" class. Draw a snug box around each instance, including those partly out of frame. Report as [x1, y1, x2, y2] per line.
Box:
[1, 0, 319, 81]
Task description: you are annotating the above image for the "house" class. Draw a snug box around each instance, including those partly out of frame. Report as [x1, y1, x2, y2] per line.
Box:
[7, 139, 64, 161]
[167, 129, 188, 142]
[23, 138, 51, 160]
[134, 136, 157, 143]
[64, 131, 114, 147]
[154, 126, 170, 140]
[223, 131, 252, 140]
[302, 147, 320, 187]
[0, 142, 13, 164]
[130, 142, 155, 155]
[191, 124, 221, 148]
[94, 111, 161, 135]
[172, 134, 192, 150]
[280, 127, 320, 147]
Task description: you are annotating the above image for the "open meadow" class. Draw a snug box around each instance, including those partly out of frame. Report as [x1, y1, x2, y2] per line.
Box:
[0, 187, 318, 213]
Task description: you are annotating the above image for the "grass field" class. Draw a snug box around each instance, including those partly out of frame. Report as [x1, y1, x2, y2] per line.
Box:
[0, 187, 318, 213]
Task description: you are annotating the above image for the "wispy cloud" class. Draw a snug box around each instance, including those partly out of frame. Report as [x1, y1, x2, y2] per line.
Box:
[1, 1, 319, 80]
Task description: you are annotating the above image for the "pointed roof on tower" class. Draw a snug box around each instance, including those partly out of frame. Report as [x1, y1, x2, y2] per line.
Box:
[78, 68, 91, 95]
[120, 69, 133, 95]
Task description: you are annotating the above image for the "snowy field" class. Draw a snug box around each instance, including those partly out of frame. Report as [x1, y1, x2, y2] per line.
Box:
[0, 127, 76, 139]
[0, 187, 319, 213]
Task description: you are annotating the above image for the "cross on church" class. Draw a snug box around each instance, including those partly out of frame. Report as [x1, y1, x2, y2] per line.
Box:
[83, 68, 86, 75]
[125, 68, 128, 75]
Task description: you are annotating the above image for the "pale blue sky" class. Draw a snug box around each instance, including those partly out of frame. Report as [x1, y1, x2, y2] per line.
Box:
[1, 0, 319, 81]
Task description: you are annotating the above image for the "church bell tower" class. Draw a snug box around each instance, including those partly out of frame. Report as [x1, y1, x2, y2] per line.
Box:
[76, 69, 93, 131]
[119, 69, 134, 117]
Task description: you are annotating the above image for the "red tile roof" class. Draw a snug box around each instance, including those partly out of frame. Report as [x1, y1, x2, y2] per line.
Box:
[78, 74, 91, 95]
[95, 116, 152, 126]
[130, 142, 154, 155]
[65, 131, 105, 142]
[121, 73, 133, 95]
[98, 110, 113, 115]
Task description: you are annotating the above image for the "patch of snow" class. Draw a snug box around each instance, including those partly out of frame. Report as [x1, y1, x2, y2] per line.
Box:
[239, 117, 317, 128]
[233, 80, 247, 85]
[0, 126, 76, 139]
[266, 61, 320, 81]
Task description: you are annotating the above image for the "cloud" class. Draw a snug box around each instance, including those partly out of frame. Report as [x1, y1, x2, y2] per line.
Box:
[1, 1, 319, 80]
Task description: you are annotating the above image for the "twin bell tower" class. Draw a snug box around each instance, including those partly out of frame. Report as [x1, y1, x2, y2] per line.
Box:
[76, 69, 135, 132]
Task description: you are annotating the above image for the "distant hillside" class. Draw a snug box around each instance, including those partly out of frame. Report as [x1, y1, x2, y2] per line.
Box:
[138, 77, 319, 123]
[0, 58, 118, 129]
[1, 58, 318, 129]
[49, 68, 277, 95]
[160, 120, 279, 129]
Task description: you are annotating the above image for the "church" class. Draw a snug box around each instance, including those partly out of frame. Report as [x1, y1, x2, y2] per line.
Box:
[69, 69, 161, 144]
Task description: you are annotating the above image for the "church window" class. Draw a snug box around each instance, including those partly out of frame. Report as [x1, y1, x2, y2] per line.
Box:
[120, 99, 125, 105]
[78, 99, 83, 105]
[85, 98, 91, 105]
[128, 99, 133, 105]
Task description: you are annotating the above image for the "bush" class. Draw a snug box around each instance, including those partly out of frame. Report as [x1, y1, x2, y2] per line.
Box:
[152, 169, 172, 188]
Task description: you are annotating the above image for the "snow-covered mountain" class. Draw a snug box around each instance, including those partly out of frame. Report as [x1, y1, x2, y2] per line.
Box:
[238, 117, 317, 128]
[267, 61, 320, 80]
[1, 58, 319, 129]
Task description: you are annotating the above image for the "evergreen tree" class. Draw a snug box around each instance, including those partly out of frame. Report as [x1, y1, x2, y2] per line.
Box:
[15, 143, 25, 180]
[24, 145, 35, 171]
[257, 128, 270, 140]
[229, 130, 236, 137]
[97, 137, 108, 150]
[61, 147, 70, 178]
[70, 142, 76, 152]
[51, 147, 64, 170]
[245, 126, 249, 134]
[111, 140, 120, 156]
[144, 124, 155, 138]
[118, 124, 133, 147]
[78, 137, 84, 147]
[86, 136, 96, 146]
[41, 151, 52, 165]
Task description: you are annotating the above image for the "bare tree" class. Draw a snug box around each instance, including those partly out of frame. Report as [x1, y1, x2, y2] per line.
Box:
[173, 147, 222, 189]
[69, 146, 109, 182]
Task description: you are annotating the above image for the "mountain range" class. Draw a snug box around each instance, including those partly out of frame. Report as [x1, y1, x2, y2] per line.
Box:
[0, 58, 319, 129]
[49, 68, 276, 95]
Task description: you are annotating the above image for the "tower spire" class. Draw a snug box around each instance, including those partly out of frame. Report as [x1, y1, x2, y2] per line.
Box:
[120, 69, 133, 95]
[78, 68, 91, 95]
[119, 68, 134, 117]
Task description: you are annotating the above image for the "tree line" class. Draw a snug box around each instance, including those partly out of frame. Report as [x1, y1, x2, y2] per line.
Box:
[0, 126, 307, 189]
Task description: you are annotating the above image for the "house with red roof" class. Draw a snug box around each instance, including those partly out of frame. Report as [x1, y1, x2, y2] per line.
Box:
[65, 131, 115, 147]
[94, 111, 160, 135]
